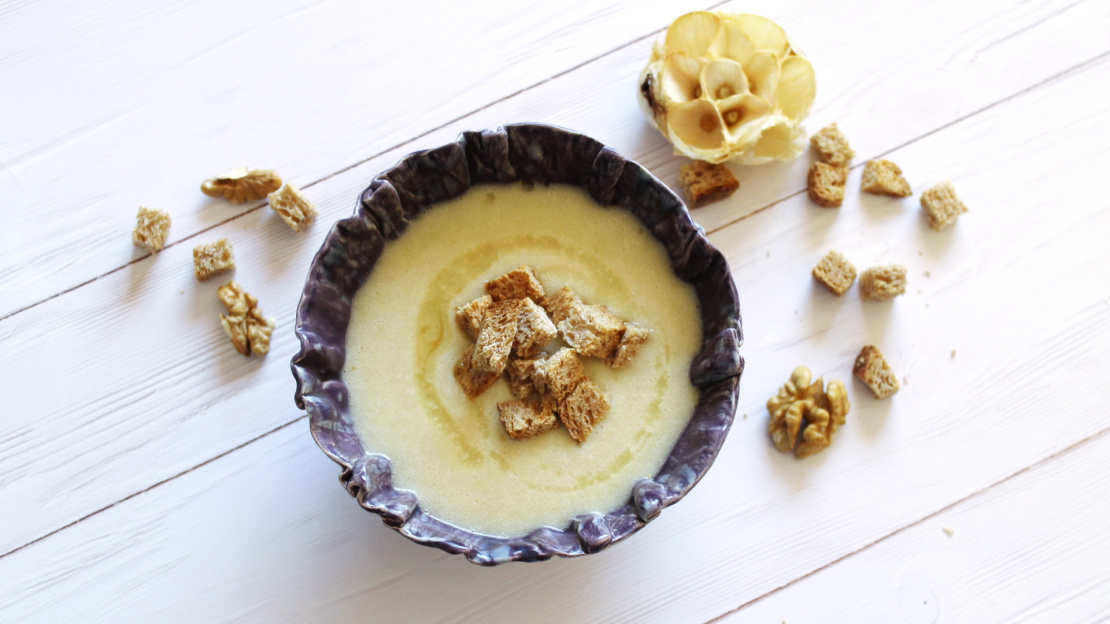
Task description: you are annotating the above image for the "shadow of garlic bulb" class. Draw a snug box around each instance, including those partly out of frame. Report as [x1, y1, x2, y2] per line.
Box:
[638, 11, 816, 164]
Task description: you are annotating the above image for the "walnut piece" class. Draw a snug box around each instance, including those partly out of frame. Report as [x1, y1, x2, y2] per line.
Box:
[767, 366, 850, 458]
[268, 183, 317, 232]
[217, 281, 276, 357]
[201, 167, 283, 204]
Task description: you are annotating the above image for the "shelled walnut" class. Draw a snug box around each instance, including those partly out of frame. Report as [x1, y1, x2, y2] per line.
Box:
[767, 366, 850, 458]
[201, 167, 283, 204]
[217, 281, 276, 357]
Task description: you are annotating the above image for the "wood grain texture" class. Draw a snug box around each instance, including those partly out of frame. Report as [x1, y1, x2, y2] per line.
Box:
[1, 20, 1109, 624]
[721, 432, 1110, 623]
[0, 0, 712, 318]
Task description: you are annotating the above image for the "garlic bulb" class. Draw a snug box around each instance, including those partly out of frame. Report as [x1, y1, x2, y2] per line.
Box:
[638, 11, 816, 164]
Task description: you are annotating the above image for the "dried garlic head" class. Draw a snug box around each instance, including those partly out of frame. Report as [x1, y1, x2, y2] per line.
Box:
[638, 11, 816, 164]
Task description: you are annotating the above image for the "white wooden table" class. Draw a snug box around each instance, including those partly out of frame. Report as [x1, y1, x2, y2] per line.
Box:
[3, 1, 1109, 621]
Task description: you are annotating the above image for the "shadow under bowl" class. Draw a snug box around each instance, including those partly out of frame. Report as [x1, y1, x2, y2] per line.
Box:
[291, 123, 744, 566]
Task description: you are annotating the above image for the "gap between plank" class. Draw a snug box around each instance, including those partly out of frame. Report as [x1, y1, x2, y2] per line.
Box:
[701, 425, 1110, 624]
[0, 0, 729, 326]
[0, 11, 1105, 569]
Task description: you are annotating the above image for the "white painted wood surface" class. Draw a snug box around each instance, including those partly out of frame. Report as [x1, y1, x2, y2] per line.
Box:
[2, 0, 1109, 621]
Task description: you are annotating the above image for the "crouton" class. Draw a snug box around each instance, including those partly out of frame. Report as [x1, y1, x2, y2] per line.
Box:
[859, 265, 907, 301]
[807, 163, 849, 208]
[537, 348, 585, 400]
[506, 355, 546, 400]
[920, 181, 968, 231]
[544, 286, 582, 325]
[810, 124, 855, 166]
[514, 298, 557, 358]
[812, 250, 857, 296]
[559, 379, 610, 444]
[193, 238, 236, 281]
[132, 207, 172, 253]
[453, 345, 500, 399]
[606, 322, 651, 368]
[677, 160, 739, 208]
[558, 303, 626, 359]
[472, 299, 523, 374]
[861, 159, 912, 197]
[498, 396, 559, 440]
[486, 266, 546, 303]
[853, 345, 900, 399]
[455, 294, 492, 340]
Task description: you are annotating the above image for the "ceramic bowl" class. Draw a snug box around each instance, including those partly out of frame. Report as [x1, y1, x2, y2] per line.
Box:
[291, 123, 743, 565]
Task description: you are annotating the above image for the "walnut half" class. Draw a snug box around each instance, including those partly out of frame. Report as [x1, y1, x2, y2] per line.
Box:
[201, 167, 283, 204]
[217, 281, 276, 357]
[767, 366, 850, 458]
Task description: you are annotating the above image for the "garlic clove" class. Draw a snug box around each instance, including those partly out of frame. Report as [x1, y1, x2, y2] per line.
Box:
[740, 115, 807, 164]
[709, 24, 755, 64]
[727, 13, 789, 56]
[777, 56, 817, 121]
[743, 51, 781, 104]
[664, 11, 721, 57]
[661, 53, 704, 104]
[701, 58, 749, 101]
[716, 93, 772, 145]
[667, 99, 728, 160]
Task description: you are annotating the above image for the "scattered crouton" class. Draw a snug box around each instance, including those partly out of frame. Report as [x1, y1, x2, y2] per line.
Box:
[807, 163, 849, 208]
[453, 345, 500, 399]
[607, 323, 651, 368]
[193, 238, 236, 281]
[812, 250, 857, 296]
[559, 379, 611, 444]
[455, 294, 492, 340]
[860, 265, 908, 301]
[513, 298, 557, 358]
[486, 266, 546, 303]
[558, 303, 626, 359]
[810, 124, 855, 166]
[853, 345, 900, 399]
[861, 159, 912, 197]
[473, 299, 523, 374]
[537, 348, 585, 400]
[498, 396, 559, 440]
[920, 181, 969, 231]
[132, 207, 172, 253]
[677, 161, 739, 208]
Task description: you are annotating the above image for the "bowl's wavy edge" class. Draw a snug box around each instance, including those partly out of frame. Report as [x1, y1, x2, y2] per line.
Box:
[291, 123, 744, 566]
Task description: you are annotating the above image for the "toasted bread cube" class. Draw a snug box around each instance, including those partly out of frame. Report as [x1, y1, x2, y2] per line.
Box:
[132, 207, 172, 253]
[920, 181, 968, 231]
[558, 303, 626, 359]
[544, 286, 582, 325]
[268, 183, 317, 232]
[812, 250, 857, 296]
[193, 238, 236, 281]
[455, 294, 492, 340]
[559, 379, 610, 444]
[537, 348, 585, 400]
[453, 345, 500, 399]
[853, 345, 900, 399]
[506, 355, 546, 399]
[861, 159, 912, 197]
[810, 124, 855, 167]
[486, 266, 546, 303]
[473, 299, 523, 373]
[807, 163, 849, 208]
[498, 397, 559, 440]
[677, 161, 739, 208]
[514, 298, 557, 358]
[860, 265, 907, 301]
[606, 322, 650, 368]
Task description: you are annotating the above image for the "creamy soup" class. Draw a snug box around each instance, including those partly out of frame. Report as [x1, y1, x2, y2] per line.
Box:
[343, 183, 702, 537]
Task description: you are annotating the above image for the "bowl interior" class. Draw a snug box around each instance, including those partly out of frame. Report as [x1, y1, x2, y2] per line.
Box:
[291, 123, 744, 565]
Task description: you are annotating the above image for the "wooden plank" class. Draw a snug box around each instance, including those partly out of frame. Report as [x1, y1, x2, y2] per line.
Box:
[719, 432, 1110, 623]
[0, 0, 712, 318]
[2, 0, 1108, 320]
[1, 31, 1109, 624]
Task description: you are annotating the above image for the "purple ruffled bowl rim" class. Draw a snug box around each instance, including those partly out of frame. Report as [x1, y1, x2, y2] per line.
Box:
[291, 123, 744, 566]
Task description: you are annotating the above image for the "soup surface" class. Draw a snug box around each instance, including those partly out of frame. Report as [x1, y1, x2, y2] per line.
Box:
[344, 183, 702, 537]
